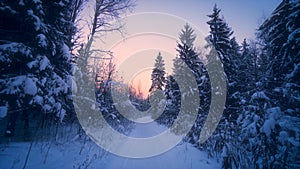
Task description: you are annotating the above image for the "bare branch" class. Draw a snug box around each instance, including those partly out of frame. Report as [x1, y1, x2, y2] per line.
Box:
[89, 0, 135, 38]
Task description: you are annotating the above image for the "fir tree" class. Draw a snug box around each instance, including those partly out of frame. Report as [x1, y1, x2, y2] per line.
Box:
[172, 24, 210, 144]
[149, 52, 166, 93]
[205, 5, 242, 168]
[0, 0, 74, 137]
[207, 4, 233, 61]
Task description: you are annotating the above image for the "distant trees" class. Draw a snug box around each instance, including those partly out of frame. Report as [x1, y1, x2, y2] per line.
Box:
[158, 2, 299, 168]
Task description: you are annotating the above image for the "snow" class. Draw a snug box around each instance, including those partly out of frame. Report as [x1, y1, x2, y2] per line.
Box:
[71, 78, 78, 93]
[255, 81, 262, 87]
[273, 87, 281, 92]
[286, 63, 300, 80]
[260, 107, 282, 136]
[103, 142, 219, 169]
[279, 131, 289, 143]
[232, 91, 240, 99]
[3, 75, 26, 95]
[294, 96, 300, 102]
[32, 95, 43, 105]
[37, 34, 47, 48]
[287, 28, 300, 42]
[19, 0, 25, 6]
[0, 43, 31, 57]
[48, 96, 55, 105]
[51, 74, 69, 95]
[58, 1, 65, 7]
[12, 75, 26, 86]
[27, 60, 38, 69]
[43, 104, 52, 112]
[24, 77, 37, 96]
[0, 5, 17, 14]
[27, 10, 41, 31]
[61, 44, 71, 60]
[57, 109, 66, 122]
[0, 106, 7, 118]
[267, 107, 281, 120]
[240, 99, 246, 104]
[109, 113, 117, 119]
[41, 78, 47, 85]
[0, 120, 220, 169]
[130, 117, 167, 138]
[201, 75, 207, 80]
[54, 102, 62, 111]
[260, 117, 275, 136]
[251, 91, 270, 101]
[33, 0, 42, 3]
[39, 56, 50, 71]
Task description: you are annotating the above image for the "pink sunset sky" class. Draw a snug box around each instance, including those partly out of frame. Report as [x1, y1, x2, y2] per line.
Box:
[90, 0, 281, 98]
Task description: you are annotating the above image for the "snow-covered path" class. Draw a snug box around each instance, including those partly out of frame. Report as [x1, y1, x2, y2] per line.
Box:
[98, 117, 220, 169]
[0, 118, 220, 169]
[102, 142, 219, 169]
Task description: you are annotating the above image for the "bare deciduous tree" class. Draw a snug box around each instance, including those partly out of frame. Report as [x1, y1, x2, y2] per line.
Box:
[77, 0, 134, 83]
[89, 0, 134, 38]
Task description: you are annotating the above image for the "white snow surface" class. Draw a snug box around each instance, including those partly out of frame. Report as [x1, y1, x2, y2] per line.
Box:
[39, 55, 50, 71]
[260, 107, 282, 136]
[24, 77, 38, 96]
[27, 9, 41, 31]
[0, 119, 220, 169]
[260, 118, 275, 136]
[37, 34, 47, 48]
[0, 106, 7, 118]
[251, 91, 270, 101]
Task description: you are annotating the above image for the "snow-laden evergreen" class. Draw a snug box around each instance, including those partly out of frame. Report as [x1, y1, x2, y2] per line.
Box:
[0, 0, 75, 136]
[149, 52, 166, 93]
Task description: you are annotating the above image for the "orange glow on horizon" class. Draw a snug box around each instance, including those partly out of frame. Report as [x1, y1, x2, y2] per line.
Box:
[109, 33, 177, 98]
[129, 68, 152, 98]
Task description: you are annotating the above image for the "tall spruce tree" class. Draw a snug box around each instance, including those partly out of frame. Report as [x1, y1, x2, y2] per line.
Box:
[207, 4, 233, 62]
[206, 5, 239, 122]
[149, 52, 166, 93]
[177, 24, 199, 70]
[206, 5, 244, 168]
[172, 24, 210, 144]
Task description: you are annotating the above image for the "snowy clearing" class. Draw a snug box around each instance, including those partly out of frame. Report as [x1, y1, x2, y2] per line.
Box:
[0, 119, 219, 169]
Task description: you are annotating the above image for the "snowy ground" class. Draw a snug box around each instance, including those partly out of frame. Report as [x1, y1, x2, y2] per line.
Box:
[0, 118, 220, 169]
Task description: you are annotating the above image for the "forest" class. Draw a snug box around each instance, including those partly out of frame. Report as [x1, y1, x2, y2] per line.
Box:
[0, 0, 299, 168]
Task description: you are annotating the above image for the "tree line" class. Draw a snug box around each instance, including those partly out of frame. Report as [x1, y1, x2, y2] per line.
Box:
[0, 0, 299, 168]
[148, 1, 299, 168]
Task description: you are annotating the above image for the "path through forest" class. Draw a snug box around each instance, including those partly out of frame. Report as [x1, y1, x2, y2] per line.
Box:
[0, 117, 219, 169]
